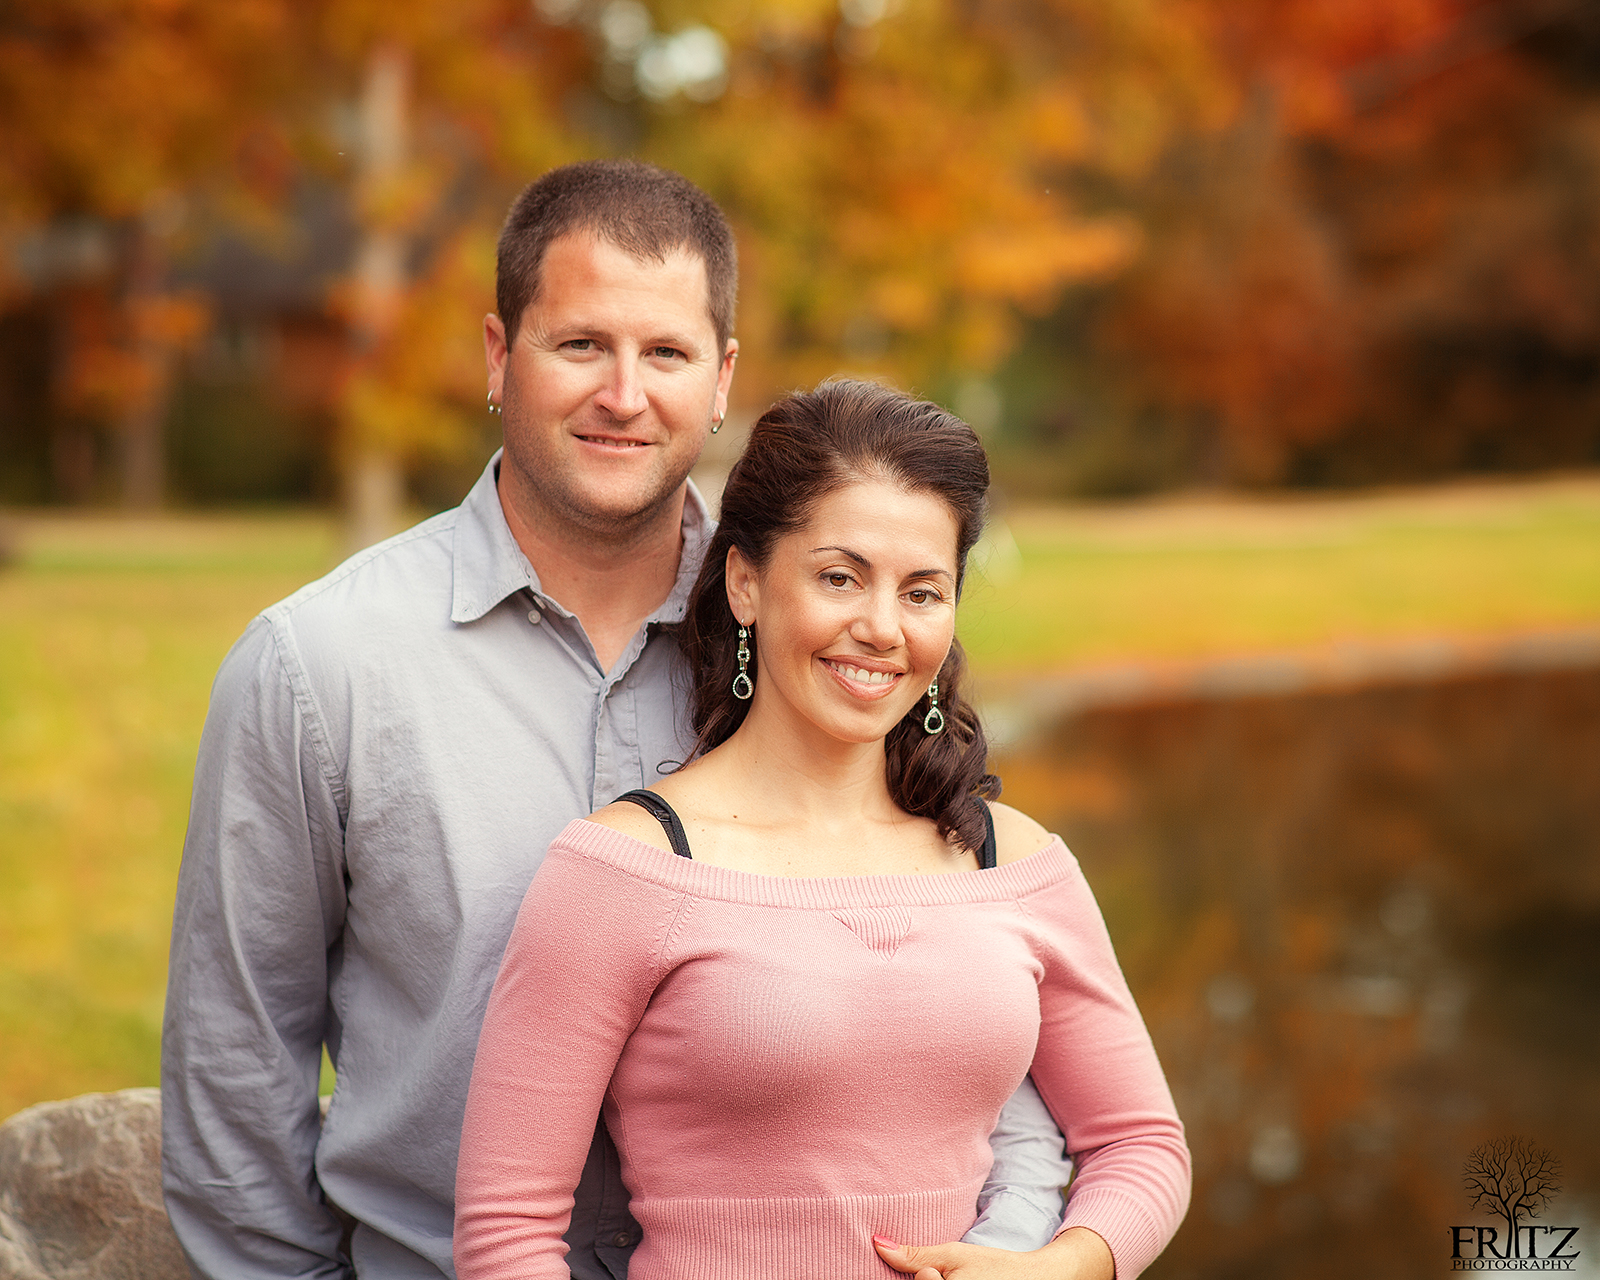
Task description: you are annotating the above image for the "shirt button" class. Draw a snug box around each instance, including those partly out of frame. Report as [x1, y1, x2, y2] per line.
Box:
[527, 608, 542, 625]
[611, 1231, 634, 1248]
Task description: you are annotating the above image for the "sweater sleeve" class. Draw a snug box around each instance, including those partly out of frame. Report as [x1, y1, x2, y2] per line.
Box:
[454, 833, 683, 1280]
[1022, 845, 1192, 1278]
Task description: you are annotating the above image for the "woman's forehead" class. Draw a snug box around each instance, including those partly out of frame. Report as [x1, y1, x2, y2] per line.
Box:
[787, 480, 960, 558]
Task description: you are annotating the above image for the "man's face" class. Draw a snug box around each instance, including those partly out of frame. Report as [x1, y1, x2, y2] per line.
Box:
[485, 232, 737, 540]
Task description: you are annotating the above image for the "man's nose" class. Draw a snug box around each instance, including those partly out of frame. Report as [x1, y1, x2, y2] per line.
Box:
[593, 354, 648, 420]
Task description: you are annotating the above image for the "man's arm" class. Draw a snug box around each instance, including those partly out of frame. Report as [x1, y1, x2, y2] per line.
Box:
[162, 615, 351, 1278]
[962, 1076, 1072, 1250]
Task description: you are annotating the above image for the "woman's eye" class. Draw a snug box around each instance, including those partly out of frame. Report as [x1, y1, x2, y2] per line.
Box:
[825, 573, 853, 588]
[907, 588, 942, 605]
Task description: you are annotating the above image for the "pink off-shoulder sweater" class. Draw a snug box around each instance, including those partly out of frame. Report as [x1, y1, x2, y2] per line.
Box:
[455, 820, 1190, 1280]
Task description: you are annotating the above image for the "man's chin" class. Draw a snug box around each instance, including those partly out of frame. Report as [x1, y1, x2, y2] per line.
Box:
[552, 479, 694, 539]
[500, 449, 698, 540]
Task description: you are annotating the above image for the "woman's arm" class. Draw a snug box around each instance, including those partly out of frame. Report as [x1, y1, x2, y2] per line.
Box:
[1022, 846, 1191, 1278]
[453, 831, 679, 1280]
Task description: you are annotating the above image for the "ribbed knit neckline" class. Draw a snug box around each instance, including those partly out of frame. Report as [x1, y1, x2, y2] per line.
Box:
[556, 819, 1075, 910]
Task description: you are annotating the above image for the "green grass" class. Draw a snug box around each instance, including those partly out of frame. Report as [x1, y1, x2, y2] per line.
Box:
[0, 512, 339, 1117]
[959, 476, 1600, 671]
[2, 474, 1598, 1116]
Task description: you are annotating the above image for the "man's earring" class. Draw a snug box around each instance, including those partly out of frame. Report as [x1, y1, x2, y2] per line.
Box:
[711, 413, 723, 435]
[732, 625, 753, 700]
[922, 679, 945, 735]
[487, 392, 501, 416]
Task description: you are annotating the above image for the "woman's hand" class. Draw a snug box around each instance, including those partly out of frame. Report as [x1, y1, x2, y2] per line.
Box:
[873, 1226, 1115, 1280]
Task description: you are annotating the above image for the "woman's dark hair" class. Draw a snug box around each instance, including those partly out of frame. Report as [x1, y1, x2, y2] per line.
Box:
[678, 379, 1001, 855]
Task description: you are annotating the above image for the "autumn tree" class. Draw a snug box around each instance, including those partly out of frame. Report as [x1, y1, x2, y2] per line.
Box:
[637, 0, 1223, 405]
[999, 0, 1600, 491]
[0, 0, 298, 504]
[1464, 1135, 1563, 1258]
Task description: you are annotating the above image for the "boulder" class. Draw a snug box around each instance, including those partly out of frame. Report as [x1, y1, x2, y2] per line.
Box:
[0, 1089, 187, 1280]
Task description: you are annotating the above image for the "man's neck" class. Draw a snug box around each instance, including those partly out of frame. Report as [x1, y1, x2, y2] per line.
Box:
[499, 478, 689, 674]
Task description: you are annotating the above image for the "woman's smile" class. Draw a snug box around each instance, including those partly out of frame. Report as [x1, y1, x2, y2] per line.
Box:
[820, 657, 905, 698]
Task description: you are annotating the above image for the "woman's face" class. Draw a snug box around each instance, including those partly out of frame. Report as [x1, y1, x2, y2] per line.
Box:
[727, 476, 961, 747]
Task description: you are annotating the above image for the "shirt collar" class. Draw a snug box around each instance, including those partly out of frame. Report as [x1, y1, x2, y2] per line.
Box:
[450, 449, 714, 626]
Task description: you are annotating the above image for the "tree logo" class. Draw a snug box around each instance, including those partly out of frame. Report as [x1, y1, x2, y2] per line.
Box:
[1450, 1136, 1580, 1271]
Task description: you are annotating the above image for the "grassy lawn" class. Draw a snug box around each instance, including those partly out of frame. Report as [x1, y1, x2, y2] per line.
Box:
[2, 473, 1598, 1117]
[0, 513, 339, 1117]
[959, 475, 1600, 671]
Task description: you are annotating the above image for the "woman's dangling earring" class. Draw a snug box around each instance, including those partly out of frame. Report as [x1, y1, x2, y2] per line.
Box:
[487, 391, 501, 416]
[922, 679, 945, 735]
[732, 625, 753, 700]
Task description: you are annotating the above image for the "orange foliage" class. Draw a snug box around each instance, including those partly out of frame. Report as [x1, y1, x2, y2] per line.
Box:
[1072, 0, 1600, 488]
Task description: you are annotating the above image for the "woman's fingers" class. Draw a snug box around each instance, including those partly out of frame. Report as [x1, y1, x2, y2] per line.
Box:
[872, 1235, 967, 1279]
[872, 1230, 1114, 1279]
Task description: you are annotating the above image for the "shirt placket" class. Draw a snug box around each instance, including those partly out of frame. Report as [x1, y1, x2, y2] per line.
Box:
[593, 661, 643, 810]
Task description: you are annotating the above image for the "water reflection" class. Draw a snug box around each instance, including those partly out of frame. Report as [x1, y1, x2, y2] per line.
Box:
[991, 662, 1600, 1278]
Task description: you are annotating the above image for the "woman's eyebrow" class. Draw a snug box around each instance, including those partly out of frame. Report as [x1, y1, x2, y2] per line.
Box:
[811, 545, 870, 567]
[811, 546, 954, 582]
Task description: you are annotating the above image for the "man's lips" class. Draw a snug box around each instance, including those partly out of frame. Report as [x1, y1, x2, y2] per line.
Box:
[821, 658, 905, 700]
[574, 433, 650, 448]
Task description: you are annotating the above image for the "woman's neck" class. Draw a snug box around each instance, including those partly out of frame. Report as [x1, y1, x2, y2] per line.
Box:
[655, 700, 969, 877]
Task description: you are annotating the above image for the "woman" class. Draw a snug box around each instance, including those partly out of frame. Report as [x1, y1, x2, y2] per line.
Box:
[455, 381, 1190, 1280]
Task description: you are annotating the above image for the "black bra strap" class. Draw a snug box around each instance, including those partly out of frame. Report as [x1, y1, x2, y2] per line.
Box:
[615, 790, 694, 860]
[618, 790, 995, 869]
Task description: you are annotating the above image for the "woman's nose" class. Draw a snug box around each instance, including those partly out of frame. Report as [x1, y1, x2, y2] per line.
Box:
[850, 590, 902, 650]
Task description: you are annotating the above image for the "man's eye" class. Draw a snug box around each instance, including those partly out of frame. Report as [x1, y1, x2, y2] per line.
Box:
[652, 346, 683, 360]
[565, 339, 594, 351]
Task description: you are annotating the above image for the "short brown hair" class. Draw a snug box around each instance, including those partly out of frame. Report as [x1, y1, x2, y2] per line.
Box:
[496, 160, 737, 351]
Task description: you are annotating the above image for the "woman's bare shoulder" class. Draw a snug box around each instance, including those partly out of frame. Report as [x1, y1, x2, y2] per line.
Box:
[587, 796, 675, 854]
[989, 800, 1056, 866]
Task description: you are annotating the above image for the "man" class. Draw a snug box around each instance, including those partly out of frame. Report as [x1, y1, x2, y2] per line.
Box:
[162, 160, 1070, 1279]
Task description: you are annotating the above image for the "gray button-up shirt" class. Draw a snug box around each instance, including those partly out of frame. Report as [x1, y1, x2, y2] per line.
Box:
[162, 453, 1068, 1280]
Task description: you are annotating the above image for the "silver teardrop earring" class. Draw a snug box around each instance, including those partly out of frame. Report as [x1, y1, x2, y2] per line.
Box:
[922, 679, 945, 735]
[732, 625, 753, 700]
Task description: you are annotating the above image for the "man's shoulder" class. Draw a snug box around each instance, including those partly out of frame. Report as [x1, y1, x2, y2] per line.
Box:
[264, 507, 462, 634]
[217, 508, 466, 697]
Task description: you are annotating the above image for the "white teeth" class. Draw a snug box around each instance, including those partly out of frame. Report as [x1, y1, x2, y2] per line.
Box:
[831, 662, 895, 685]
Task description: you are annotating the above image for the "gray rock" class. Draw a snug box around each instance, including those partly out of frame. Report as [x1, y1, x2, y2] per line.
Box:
[0, 1089, 188, 1280]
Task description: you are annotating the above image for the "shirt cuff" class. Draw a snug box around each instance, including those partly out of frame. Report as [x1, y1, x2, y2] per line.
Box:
[962, 1187, 1066, 1251]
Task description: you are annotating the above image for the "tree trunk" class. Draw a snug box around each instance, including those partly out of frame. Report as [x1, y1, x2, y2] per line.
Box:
[343, 44, 409, 552]
[119, 356, 170, 509]
[346, 449, 404, 553]
[119, 220, 171, 510]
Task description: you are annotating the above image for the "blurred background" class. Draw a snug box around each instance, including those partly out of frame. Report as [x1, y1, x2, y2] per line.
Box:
[1, 0, 1598, 1275]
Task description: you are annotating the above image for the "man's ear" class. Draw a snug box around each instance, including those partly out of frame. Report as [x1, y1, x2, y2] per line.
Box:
[484, 313, 509, 403]
[725, 544, 757, 626]
[714, 338, 738, 424]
